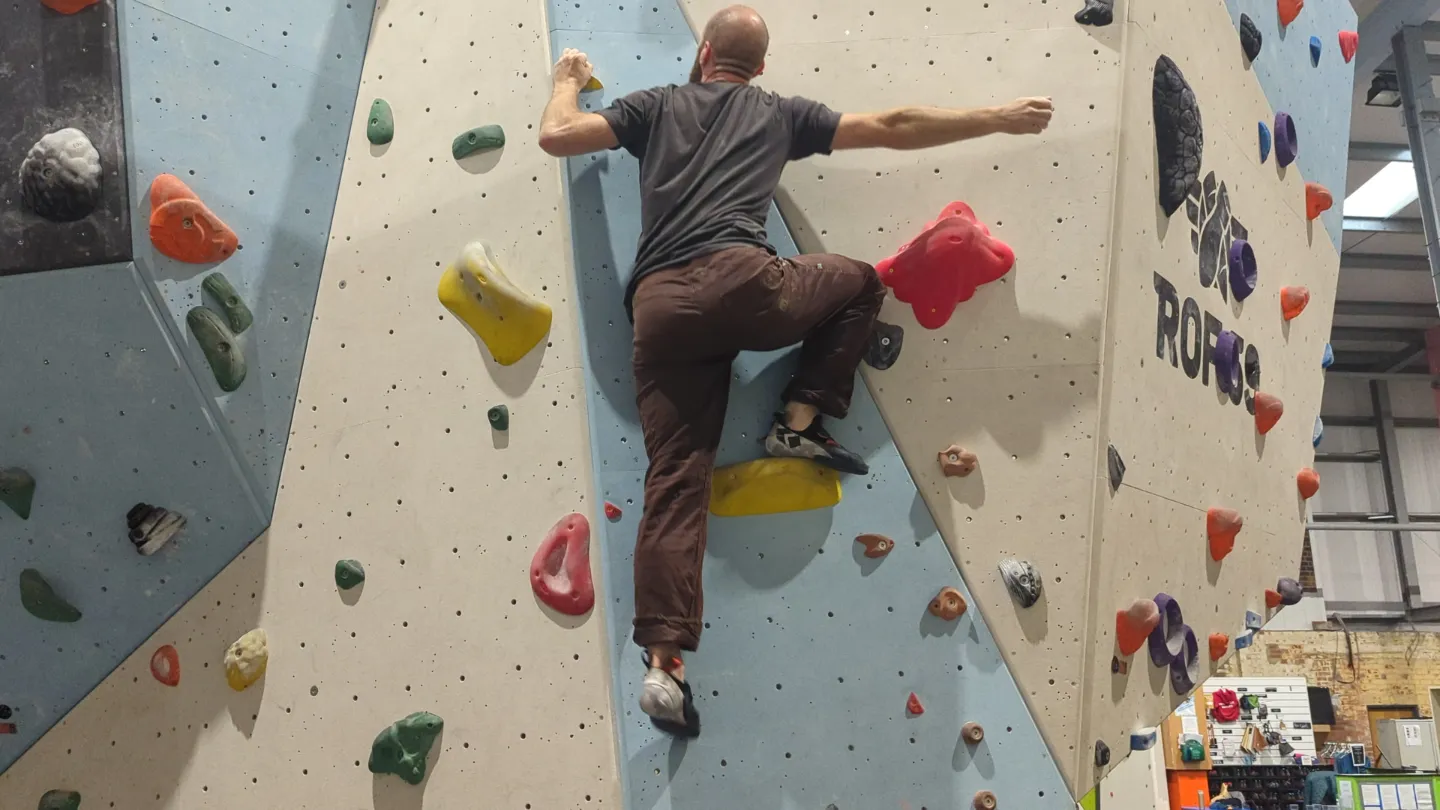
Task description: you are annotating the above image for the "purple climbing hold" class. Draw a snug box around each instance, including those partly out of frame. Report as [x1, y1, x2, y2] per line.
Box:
[1169, 625, 1200, 692]
[1258, 121, 1271, 163]
[1228, 239, 1257, 301]
[1215, 330, 1242, 394]
[1274, 112, 1298, 168]
[1148, 593, 1186, 667]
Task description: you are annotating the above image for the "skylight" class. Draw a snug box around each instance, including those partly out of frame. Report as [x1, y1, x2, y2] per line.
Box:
[1343, 161, 1420, 219]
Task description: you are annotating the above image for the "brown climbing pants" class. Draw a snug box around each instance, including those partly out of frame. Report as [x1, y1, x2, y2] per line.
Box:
[630, 245, 886, 651]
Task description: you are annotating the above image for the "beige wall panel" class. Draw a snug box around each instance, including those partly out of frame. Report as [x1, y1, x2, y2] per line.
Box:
[0, 0, 624, 806]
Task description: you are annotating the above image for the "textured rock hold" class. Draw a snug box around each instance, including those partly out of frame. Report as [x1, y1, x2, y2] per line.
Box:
[1274, 112, 1299, 168]
[1339, 31, 1359, 63]
[1278, 0, 1304, 27]
[1229, 238, 1257, 301]
[369, 711, 444, 785]
[1153, 55, 1204, 216]
[530, 513, 594, 615]
[1116, 598, 1161, 656]
[875, 201, 1014, 328]
[973, 791, 998, 810]
[1255, 392, 1284, 435]
[1258, 121, 1271, 163]
[1276, 577, 1303, 606]
[487, 404, 509, 430]
[335, 559, 365, 590]
[367, 99, 394, 145]
[150, 644, 180, 687]
[855, 533, 894, 558]
[1209, 633, 1230, 661]
[452, 124, 505, 160]
[149, 174, 238, 264]
[0, 467, 37, 520]
[20, 128, 102, 222]
[999, 558, 1042, 607]
[1207, 507, 1242, 561]
[1309, 35, 1322, 67]
[938, 444, 978, 477]
[202, 272, 253, 334]
[224, 628, 269, 691]
[863, 320, 904, 370]
[1107, 444, 1125, 489]
[604, 501, 622, 521]
[1281, 286, 1310, 321]
[20, 569, 81, 622]
[1297, 467, 1320, 499]
[710, 458, 841, 517]
[437, 242, 552, 366]
[962, 721, 985, 744]
[1305, 183, 1333, 221]
[1073, 0, 1113, 26]
[126, 502, 185, 555]
[906, 692, 924, 715]
[929, 586, 968, 620]
[187, 307, 246, 392]
[36, 790, 82, 810]
[1239, 14, 1263, 62]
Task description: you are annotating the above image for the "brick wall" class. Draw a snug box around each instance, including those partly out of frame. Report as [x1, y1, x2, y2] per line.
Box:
[1299, 533, 1317, 592]
[1217, 631, 1440, 755]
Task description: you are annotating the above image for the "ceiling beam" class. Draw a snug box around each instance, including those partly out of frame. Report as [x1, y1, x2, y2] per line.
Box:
[1340, 253, 1431, 272]
[1351, 141, 1414, 162]
[1381, 342, 1431, 372]
[1334, 300, 1440, 318]
[1345, 217, 1425, 234]
[1357, 0, 1440, 79]
[1330, 326, 1430, 344]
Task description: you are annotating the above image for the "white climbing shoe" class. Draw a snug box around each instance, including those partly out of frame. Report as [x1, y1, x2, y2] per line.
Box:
[640, 666, 700, 738]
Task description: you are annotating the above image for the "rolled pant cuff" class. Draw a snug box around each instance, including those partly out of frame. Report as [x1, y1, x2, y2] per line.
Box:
[633, 616, 702, 652]
[781, 386, 848, 420]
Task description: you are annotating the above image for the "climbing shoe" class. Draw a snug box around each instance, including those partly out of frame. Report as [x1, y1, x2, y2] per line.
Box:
[640, 661, 700, 739]
[764, 414, 869, 476]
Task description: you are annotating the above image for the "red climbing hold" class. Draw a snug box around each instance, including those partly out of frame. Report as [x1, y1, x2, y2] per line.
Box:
[41, 0, 99, 12]
[1339, 31, 1359, 63]
[875, 202, 1015, 329]
[1255, 392, 1284, 435]
[1281, 286, 1310, 321]
[150, 644, 180, 687]
[149, 174, 239, 264]
[604, 501, 622, 521]
[856, 533, 895, 558]
[906, 692, 924, 716]
[1208, 507, 1243, 561]
[1297, 467, 1320, 499]
[1278, 0, 1303, 27]
[530, 513, 594, 616]
[1116, 598, 1161, 656]
[1305, 183, 1333, 221]
[1209, 633, 1230, 661]
[1265, 588, 1283, 609]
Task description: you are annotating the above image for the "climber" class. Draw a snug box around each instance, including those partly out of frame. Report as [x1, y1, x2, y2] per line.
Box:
[537, 4, 1053, 739]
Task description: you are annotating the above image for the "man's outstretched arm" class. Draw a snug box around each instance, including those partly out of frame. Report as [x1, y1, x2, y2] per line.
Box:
[831, 98, 1054, 151]
[539, 49, 619, 157]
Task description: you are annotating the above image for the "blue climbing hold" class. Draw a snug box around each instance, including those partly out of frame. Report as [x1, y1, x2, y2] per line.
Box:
[1310, 35, 1322, 66]
[1130, 728, 1158, 751]
[1322, 343, 1334, 369]
[1258, 121, 1272, 163]
[1313, 415, 1325, 448]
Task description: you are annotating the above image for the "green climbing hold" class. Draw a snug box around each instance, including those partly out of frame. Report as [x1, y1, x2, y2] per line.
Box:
[367, 99, 394, 145]
[369, 711, 444, 785]
[201, 272, 253, 334]
[20, 569, 81, 623]
[335, 559, 365, 590]
[1, 467, 36, 520]
[186, 306, 247, 392]
[488, 404, 509, 431]
[37, 790, 82, 810]
[452, 125, 505, 160]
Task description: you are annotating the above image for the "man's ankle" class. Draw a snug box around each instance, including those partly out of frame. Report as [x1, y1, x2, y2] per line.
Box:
[783, 402, 819, 432]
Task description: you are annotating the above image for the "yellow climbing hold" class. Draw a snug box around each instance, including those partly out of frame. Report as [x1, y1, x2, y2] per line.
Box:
[582, 76, 604, 91]
[710, 458, 842, 517]
[224, 628, 269, 691]
[437, 241, 552, 366]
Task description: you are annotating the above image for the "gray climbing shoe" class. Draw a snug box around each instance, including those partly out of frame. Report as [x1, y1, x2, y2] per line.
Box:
[640, 666, 700, 738]
[764, 414, 868, 476]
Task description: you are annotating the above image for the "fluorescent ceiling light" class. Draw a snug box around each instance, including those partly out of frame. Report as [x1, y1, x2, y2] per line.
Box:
[1343, 161, 1419, 218]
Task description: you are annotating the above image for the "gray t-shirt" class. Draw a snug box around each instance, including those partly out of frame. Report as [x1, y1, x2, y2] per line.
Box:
[597, 82, 842, 318]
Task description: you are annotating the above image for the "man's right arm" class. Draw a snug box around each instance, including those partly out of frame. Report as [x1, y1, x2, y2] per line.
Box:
[831, 98, 1054, 151]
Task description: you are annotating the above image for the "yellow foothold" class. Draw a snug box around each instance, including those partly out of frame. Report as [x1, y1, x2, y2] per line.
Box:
[582, 76, 604, 91]
[224, 628, 269, 691]
[437, 242, 553, 366]
[710, 458, 842, 517]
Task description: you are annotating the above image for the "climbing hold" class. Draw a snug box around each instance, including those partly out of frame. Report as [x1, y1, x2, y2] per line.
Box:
[875, 202, 1013, 328]
[1258, 121, 1271, 163]
[1275, 577, 1303, 606]
[187, 307, 246, 392]
[20, 569, 81, 623]
[1111, 655, 1129, 675]
[150, 644, 180, 687]
[1107, 444, 1125, 489]
[451, 124, 505, 160]
[906, 692, 924, 715]
[1274, 112, 1298, 168]
[1281, 286, 1310, 321]
[1153, 55, 1204, 217]
[1239, 14, 1263, 62]
[1228, 239, 1257, 301]
[437, 241, 552, 366]
[1297, 467, 1320, 499]
[855, 533, 894, 558]
[1322, 343, 1334, 369]
[487, 404, 509, 431]
[1255, 392, 1284, 435]
[973, 791, 998, 810]
[1209, 633, 1230, 661]
[36, 790, 82, 810]
[581, 76, 604, 92]
[1095, 740, 1112, 767]
[530, 513, 594, 615]
[201, 272, 253, 334]
[1305, 183, 1332, 221]
[1116, 598, 1161, 656]
[962, 721, 985, 744]
[999, 558, 1042, 608]
[604, 501, 622, 521]
[40, 0, 99, 11]
[367, 99, 395, 145]
[1073, 0, 1113, 26]
[1313, 415, 1325, 448]
[1309, 35, 1322, 67]
[1169, 625, 1200, 691]
[863, 320, 904, 370]
[1235, 631, 1255, 650]
[369, 711, 444, 785]
[1339, 31, 1359, 64]
[1215, 331, 1242, 394]
[929, 586, 968, 621]
[1245, 610, 1263, 630]
[149, 174, 239, 264]
[335, 559, 366, 590]
[710, 458, 841, 517]
[126, 503, 185, 556]
[224, 629, 269, 691]
[19, 128, 102, 222]
[1265, 588, 1283, 609]
[1130, 727, 1158, 751]
[938, 445, 979, 478]
[1278, 0, 1303, 27]
[1149, 594, 1186, 666]
[0, 467, 36, 520]
[1207, 507, 1242, 562]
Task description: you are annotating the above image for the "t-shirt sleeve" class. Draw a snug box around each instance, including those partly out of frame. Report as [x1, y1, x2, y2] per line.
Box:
[782, 95, 843, 160]
[597, 88, 663, 157]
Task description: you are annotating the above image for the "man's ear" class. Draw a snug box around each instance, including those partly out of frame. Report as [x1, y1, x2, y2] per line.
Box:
[700, 42, 713, 66]
[754, 59, 765, 77]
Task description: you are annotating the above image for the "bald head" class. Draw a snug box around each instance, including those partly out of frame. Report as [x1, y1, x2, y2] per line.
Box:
[691, 5, 769, 82]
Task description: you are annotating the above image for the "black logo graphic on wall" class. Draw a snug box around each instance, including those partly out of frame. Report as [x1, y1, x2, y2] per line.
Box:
[1186, 172, 1249, 302]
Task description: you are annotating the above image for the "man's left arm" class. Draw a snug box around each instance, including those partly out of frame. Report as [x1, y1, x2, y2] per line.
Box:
[539, 48, 619, 157]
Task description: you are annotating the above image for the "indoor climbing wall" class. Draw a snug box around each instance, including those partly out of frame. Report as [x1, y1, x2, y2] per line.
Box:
[0, 0, 626, 807]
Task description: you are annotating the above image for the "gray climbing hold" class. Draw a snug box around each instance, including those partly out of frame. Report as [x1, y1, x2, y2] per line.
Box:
[0, 467, 36, 520]
[20, 569, 81, 623]
[1153, 55, 1203, 217]
[1095, 740, 1111, 767]
[126, 503, 185, 556]
[1239, 14, 1262, 62]
[488, 405, 509, 431]
[1276, 577, 1302, 606]
[369, 711, 444, 784]
[368, 99, 395, 145]
[37, 790, 82, 810]
[20, 128, 102, 222]
[202, 272, 253, 334]
[452, 125, 505, 160]
[999, 558, 1042, 607]
[187, 306, 247, 392]
[335, 559, 366, 590]
[1107, 444, 1125, 491]
[863, 320, 904, 371]
[1074, 0, 1113, 26]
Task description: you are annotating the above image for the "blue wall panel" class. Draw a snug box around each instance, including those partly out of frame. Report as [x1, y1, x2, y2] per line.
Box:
[551, 10, 1074, 809]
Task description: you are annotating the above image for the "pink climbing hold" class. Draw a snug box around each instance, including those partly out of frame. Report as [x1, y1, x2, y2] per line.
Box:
[150, 644, 180, 687]
[604, 501, 622, 521]
[530, 513, 594, 616]
[1338, 31, 1358, 63]
[906, 692, 925, 716]
[875, 201, 1015, 329]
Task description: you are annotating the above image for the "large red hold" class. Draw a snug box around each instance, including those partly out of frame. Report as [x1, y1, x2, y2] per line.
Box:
[1338, 31, 1359, 63]
[530, 513, 594, 616]
[875, 202, 1015, 329]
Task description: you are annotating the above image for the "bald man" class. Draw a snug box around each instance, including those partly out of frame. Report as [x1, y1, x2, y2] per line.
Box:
[539, 5, 1052, 738]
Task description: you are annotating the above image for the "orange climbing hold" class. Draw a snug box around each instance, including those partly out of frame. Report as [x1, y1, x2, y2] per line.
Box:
[1209, 633, 1230, 661]
[1208, 507, 1243, 561]
[1297, 467, 1320, 499]
[938, 444, 979, 478]
[148, 174, 238, 264]
[1255, 392, 1285, 435]
[41, 0, 99, 12]
[929, 586, 968, 620]
[1339, 31, 1359, 63]
[1265, 588, 1283, 609]
[962, 721, 985, 744]
[1281, 286, 1310, 321]
[906, 692, 924, 715]
[856, 533, 895, 558]
[530, 513, 594, 616]
[1116, 598, 1161, 656]
[150, 644, 180, 687]
[604, 501, 622, 520]
[1278, 0, 1303, 27]
[1305, 183, 1333, 220]
[875, 201, 1015, 329]
[974, 791, 998, 810]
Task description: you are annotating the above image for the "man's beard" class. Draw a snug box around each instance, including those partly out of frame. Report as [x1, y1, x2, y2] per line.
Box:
[689, 49, 703, 83]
